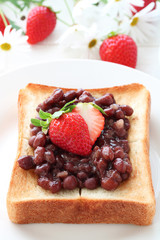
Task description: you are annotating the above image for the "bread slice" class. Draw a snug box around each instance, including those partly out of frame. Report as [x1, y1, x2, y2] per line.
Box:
[7, 83, 155, 225]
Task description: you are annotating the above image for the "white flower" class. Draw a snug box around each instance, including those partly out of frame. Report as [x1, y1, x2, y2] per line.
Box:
[103, 0, 144, 18]
[57, 24, 103, 59]
[0, 25, 28, 52]
[73, 0, 119, 37]
[57, 24, 89, 48]
[120, 2, 160, 43]
[73, 0, 105, 28]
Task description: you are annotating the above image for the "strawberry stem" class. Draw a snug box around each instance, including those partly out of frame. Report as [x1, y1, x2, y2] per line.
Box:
[64, 0, 75, 25]
[57, 16, 71, 27]
[0, 8, 8, 28]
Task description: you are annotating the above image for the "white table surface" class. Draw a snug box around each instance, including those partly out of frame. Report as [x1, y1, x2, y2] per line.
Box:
[0, 0, 160, 79]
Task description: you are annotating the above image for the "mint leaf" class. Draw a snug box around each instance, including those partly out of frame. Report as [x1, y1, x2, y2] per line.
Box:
[40, 120, 49, 128]
[52, 110, 64, 119]
[61, 99, 76, 111]
[39, 109, 52, 120]
[31, 118, 41, 127]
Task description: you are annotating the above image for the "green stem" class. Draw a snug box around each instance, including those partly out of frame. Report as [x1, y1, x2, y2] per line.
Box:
[57, 16, 71, 27]
[0, 8, 8, 27]
[64, 0, 75, 25]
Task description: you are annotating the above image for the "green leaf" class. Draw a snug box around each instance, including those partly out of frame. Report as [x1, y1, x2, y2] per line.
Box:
[42, 127, 48, 134]
[100, 0, 108, 3]
[61, 99, 76, 111]
[52, 110, 64, 119]
[40, 120, 49, 128]
[39, 109, 52, 120]
[0, 0, 45, 11]
[91, 103, 107, 116]
[31, 118, 41, 127]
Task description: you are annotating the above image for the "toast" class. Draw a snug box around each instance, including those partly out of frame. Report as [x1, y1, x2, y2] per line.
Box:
[7, 83, 155, 225]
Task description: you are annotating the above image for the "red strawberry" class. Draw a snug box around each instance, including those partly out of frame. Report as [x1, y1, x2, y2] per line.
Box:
[26, 6, 56, 44]
[99, 34, 137, 68]
[73, 103, 105, 145]
[0, 15, 9, 34]
[49, 112, 92, 156]
[133, 0, 156, 14]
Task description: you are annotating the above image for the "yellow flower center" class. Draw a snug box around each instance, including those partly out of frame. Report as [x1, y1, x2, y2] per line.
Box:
[130, 17, 139, 26]
[0, 43, 11, 51]
[88, 39, 97, 49]
[115, 0, 121, 2]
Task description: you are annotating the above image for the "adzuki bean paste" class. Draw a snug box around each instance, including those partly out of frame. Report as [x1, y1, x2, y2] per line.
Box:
[18, 88, 133, 193]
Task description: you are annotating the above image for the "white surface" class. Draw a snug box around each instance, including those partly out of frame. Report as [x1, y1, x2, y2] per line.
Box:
[0, 0, 160, 79]
[0, 60, 160, 240]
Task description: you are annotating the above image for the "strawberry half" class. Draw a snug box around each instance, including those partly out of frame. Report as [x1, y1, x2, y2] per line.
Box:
[73, 103, 105, 145]
[49, 112, 92, 156]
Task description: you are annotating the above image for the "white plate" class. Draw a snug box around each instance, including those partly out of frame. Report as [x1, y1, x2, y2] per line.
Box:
[0, 60, 160, 240]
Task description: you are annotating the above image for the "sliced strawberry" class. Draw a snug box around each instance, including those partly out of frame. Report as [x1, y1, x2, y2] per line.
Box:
[73, 103, 105, 145]
[49, 112, 92, 156]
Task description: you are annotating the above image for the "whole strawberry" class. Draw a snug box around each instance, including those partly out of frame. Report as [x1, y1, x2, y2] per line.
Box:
[26, 6, 56, 44]
[133, 0, 156, 14]
[49, 112, 92, 156]
[99, 34, 137, 68]
[0, 15, 9, 34]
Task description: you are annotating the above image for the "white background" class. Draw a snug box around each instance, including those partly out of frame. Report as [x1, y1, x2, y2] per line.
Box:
[0, 0, 160, 79]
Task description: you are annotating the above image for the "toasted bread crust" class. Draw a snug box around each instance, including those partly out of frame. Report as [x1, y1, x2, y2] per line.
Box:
[7, 83, 155, 225]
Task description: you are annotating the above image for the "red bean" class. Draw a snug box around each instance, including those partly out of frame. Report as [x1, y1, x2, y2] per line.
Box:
[44, 150, 55, 164]
[76, 88, 84, 98]
[30, 127, 41, 136]
[84, 178, 98, 190]
[104, 107, 115, 117]
[114, 148, 125, 159]
[35, 163, 50, 176]
[101, 177, 118, 190]
[33, 132, 46, 148]
[28, 136, 36, 147]
[102, 146, 114, 161]
[63, 176, 78, 190]
[95, 94, 114, 106]
[91, 146, 102, 162]
[113, 158, 126, 173]
[34, 146, 45, 165]
[47, 107, 60, 114]
[18, 155, 35, 170]
[49, 179, 61, 193]
[115, 109, 125, 119]
[38, 177, 50, 190]
[79, 91, 94, 102]
[58, 100, 66, 107]
[120, 105, 133, 116]
[77, 171, 88, 180]
[64, 90, 77, 102]
[45, 144, 56, 152]
[44, 89, 64, 106]
[57, 171, 68, 179]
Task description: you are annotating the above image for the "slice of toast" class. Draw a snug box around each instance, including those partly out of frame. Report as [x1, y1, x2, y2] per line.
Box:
[7, 83, 155, 225]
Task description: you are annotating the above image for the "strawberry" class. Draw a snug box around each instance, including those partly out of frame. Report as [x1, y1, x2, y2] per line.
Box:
[99, 34, 137, 68]
[132, 0, 156, 14]
[0, 15, 9, 34]
[73, 103, 105, 145]
[31, 100, 106, 156]
[26, 6, 56, 44]
[49, 112, 92, 156]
